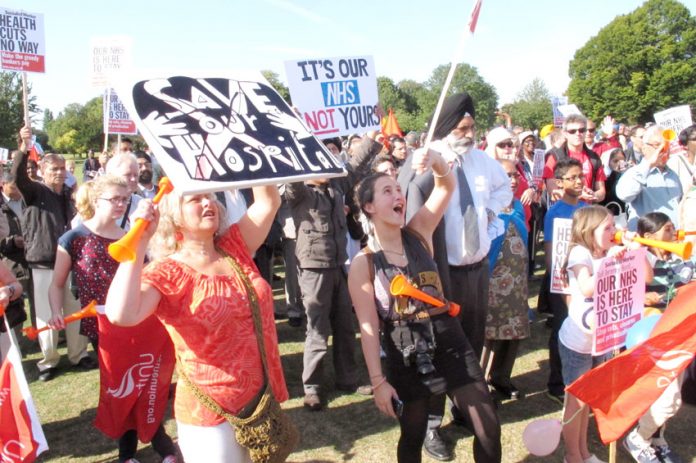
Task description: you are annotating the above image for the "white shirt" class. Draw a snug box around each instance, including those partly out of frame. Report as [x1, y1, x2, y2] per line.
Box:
[667, 152, 696, 196]
[438, 141, 512, 266]
[559, 245, 602, 354]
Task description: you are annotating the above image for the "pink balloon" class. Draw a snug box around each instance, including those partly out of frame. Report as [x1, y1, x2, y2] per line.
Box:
[523, 419, 562, 456]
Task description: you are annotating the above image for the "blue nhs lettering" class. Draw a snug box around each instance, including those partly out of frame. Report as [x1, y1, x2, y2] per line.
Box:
[321, 80, 360, 107]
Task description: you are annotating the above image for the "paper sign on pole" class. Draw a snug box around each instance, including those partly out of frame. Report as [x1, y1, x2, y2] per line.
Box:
[551, 96, 568, 127]
[113, 71, 346, 194]
[90, 36, 132, 88]
[592, 248, 646, 356]
[550, 218, 572, 294]
[284, 56, 380, 137]
[0, 8, 45, 73]
[103, 89, 137, 135]
[532, 149, 545, 184]
[654, 105, 693, 135]
[0, 147, 8, 163]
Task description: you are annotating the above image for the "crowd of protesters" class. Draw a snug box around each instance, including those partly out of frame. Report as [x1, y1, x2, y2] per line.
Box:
[1, 95, 696, 463]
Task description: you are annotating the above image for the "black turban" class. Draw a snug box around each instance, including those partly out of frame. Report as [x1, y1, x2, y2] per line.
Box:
[430, 93, 476, 140]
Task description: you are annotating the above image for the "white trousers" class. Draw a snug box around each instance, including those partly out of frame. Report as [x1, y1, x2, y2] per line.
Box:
[32, 268, 88, 371]
[177, 421, 252, 463]
[637, 372, 684, 441]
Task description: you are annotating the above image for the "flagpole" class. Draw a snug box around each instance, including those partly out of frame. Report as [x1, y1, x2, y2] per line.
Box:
[103, 88, 111, 152]
[421, 0, 481, 160]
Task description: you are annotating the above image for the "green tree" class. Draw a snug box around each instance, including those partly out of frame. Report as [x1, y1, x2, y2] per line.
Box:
[501, 78, 553, 130]
[0, 71, 39, 149]
[425, 63, 499, 129]
[567, 0, 696, 123]
[46, 97, 104, 154]
[261, 70, 291, 103]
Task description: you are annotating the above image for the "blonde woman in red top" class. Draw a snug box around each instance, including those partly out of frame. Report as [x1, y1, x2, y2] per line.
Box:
[105, 184, 284, 463]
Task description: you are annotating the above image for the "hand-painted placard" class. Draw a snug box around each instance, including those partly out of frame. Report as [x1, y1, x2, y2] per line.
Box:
[114, 71, 345, 194]
[284, 56, 380, 137]
[592, 248, 646, 356]
[0, 8, 45, 73]
[103, 89, 137, 135]
[532, 148, 545, 184]
[550, 218, 572, 294]
[90, 36, 132, 88]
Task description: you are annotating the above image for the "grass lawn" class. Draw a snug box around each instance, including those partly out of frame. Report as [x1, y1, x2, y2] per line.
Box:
[19, 240, 696, 462]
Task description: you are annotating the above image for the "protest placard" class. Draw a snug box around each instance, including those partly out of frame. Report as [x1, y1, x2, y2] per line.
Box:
[550, 218, 572, 294]
[114, 71, 346, 194]
[90, 36, 132, 88]
[0, 8, 45, 73]
[532, 148, 545, 184]
[654, 105, 693, 135]
[551, 96, 567, 127]
[592, 248, 646, 356]
[284, 56, 380, 137]
[103, 89, 137, 135]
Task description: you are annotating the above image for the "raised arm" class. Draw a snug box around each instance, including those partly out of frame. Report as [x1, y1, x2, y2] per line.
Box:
[13, 126, 40, 204]
[407, 149, 455, 249]
[105, 200, 162, 326]
[237, 184, 281, 256]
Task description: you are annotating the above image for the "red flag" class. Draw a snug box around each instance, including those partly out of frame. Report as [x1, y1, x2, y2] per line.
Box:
[0, 332, 48, 462]
[566, 281, 696, 444]
[468, 0, 483, 34]
[382, 109, 403, 139]
[94, 314, 175, 442]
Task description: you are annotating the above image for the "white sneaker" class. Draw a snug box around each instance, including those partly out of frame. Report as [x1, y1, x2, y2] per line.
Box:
[623, 430, 660, 463]
[161, 456, 178, 463]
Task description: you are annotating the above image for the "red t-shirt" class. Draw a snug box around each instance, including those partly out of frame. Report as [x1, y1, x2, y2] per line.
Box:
[542, 148, 606, 191]
[142, 224, 289, 426]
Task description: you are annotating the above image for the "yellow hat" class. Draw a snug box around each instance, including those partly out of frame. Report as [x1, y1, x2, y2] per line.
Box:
[539, 124, 555, 140]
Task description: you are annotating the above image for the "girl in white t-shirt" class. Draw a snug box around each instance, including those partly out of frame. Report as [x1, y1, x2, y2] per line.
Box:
[559, 205, 652, 463]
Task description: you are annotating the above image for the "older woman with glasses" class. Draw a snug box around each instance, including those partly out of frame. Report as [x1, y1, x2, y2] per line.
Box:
[486, 127, 536, 230]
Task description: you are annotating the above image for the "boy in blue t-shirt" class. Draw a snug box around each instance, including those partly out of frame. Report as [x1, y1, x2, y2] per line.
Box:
[543, 158, 586, 404]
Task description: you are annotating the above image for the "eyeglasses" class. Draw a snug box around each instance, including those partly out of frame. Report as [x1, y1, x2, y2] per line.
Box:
[566, 128, 587, 135]
[560, 174, 585, 182]
[497, 141, 514, 149]
[99, 196, 129, 206]
[523, 139, 535, 144]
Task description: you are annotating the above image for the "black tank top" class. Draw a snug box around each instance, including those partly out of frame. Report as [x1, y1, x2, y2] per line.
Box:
[368, 228, 445, 322]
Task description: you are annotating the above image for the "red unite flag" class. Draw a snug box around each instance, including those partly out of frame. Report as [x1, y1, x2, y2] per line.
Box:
[0, 330, 49, 462]
[567, 281, 696, 444]
[468, 0, 483, 34]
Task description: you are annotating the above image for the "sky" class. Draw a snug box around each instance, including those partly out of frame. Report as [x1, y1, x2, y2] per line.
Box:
[6, 0, 694, 125]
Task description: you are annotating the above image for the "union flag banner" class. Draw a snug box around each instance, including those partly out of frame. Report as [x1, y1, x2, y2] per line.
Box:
[0, 326, 48, 462]
[567, 281, 696, 444]
[94, 313, 175, 441]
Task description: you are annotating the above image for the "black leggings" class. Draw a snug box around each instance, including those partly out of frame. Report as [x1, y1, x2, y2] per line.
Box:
[396, 381, 501, 463]
[118, 425, 177, 462]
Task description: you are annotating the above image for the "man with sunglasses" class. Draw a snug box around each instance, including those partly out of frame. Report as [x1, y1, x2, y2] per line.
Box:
[14, 126, 95, 381]
[542, 114, 606, 205]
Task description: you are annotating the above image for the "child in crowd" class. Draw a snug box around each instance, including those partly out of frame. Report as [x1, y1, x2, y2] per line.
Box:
[623, 212, 690, 463]
[542, 158, 587, 404]
[559, 205, 652, 463]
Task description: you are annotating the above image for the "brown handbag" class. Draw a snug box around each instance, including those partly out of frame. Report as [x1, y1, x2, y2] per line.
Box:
[177, 250, 299, 463]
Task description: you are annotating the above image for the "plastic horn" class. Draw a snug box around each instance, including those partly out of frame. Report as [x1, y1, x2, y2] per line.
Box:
[661, 129, 677, 155]
[676, 230, 696, 241]
[390, 274, 460, 317]
[614, 231, 692, 260]
[22, 300, 98, 341]
[108, 177, 174, 262]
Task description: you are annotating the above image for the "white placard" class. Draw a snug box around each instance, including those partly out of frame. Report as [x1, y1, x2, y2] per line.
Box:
[90, 36, 132, 88]
[550, 218, 572, 294]
[0, 8, 45, 73]
[284, 55, 380, 137]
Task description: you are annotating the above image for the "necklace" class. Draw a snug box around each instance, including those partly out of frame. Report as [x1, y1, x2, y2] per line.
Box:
[382, 248, 406, 258]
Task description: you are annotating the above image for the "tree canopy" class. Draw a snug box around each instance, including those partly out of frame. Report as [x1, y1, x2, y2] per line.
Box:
[500, 78, 553, 131]
[567, 0, 696, 123]
[0, 72, 38, 149]
[45, 97, 104, 154]
[377, 63, 499, 133]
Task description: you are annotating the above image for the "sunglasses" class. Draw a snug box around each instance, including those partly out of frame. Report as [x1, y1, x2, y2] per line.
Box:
[566, 128, 587, 135]
[497, 141, 514, 149]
